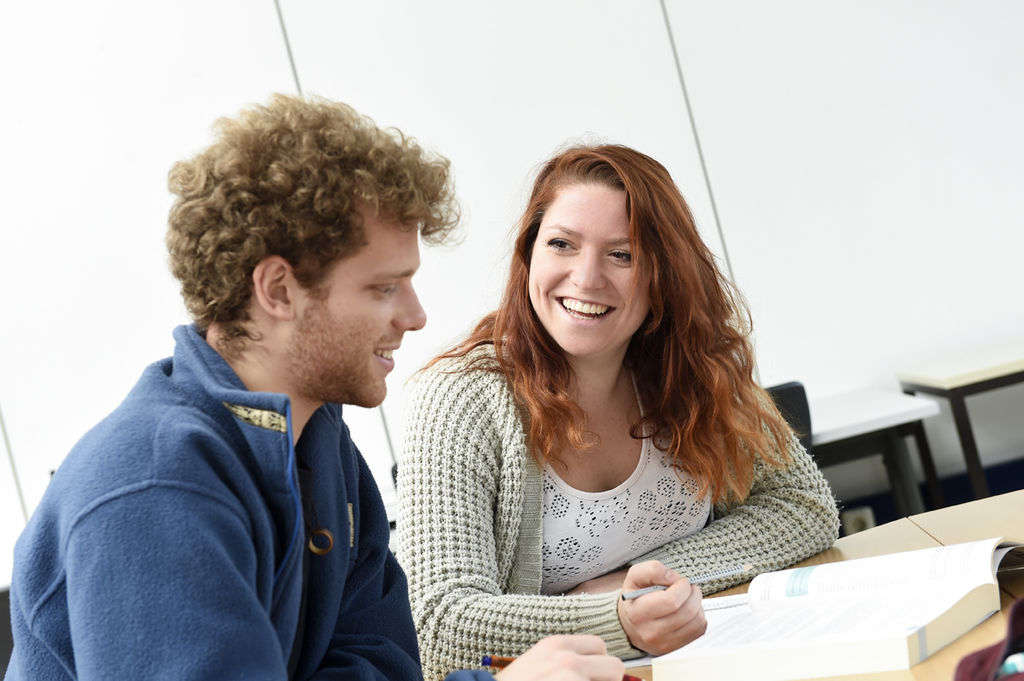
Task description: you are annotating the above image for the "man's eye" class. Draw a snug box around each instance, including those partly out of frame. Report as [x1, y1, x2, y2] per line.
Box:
[377, 285, 398, 295]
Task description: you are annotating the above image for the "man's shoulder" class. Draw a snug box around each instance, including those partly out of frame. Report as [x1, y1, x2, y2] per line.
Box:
[53, 388, 233, 503]
[41, 332, 293, 533]
[60, 348, 279, 492]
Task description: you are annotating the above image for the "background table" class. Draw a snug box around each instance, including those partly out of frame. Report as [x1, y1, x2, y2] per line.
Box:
[898, 342, 1024, 500]
[810, 389, 941, 516]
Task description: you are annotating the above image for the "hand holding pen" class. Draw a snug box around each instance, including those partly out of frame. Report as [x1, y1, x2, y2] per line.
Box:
[482, 634, 633, 681]
[615, 560, 710, 655]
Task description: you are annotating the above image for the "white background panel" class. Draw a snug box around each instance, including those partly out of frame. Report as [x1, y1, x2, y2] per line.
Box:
[0, 2, 296, 533]
[663, 0, 1024, 494]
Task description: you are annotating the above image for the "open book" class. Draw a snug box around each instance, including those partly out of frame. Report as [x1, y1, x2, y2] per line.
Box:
[652, 537, 1024, 681]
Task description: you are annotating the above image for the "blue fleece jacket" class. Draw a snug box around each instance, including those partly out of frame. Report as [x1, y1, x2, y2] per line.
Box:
[5, 325, 490, 681]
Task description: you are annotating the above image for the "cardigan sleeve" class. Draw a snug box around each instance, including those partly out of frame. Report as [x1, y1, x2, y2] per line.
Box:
[633, 431, 840, 594]
[397, 359, 637, 681]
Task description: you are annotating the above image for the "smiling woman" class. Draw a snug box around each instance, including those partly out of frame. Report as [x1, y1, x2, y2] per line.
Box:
[528, 184, 650, 370]
[396, 143, 840, 681]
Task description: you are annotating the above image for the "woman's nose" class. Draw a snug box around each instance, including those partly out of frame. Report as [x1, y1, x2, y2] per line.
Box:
[569, 252, 605, 290]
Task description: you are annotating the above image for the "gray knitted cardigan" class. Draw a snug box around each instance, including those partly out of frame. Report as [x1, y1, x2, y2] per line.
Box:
[397, 348, 839, 681]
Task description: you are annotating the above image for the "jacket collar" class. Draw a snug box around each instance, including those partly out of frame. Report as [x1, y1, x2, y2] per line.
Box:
[169, 324, 304, 585]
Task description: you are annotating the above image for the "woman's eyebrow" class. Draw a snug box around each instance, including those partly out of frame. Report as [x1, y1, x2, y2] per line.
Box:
[543, 225, 630, 247]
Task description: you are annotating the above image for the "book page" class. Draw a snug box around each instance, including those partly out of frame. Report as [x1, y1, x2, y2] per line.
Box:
[669, 586, 963, 656]
[702, 593, 749, 612]
[996, 545, 1024, 573]
[623, 593, 753, 668]
[701, 593, 753, 636]
[746, 537, 1005, 609]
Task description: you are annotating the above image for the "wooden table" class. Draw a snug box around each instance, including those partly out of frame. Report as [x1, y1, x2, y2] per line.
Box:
[630, 490, 1024, 680]
[898, 342, 1024, 499]
[907, 490, 1024, 601]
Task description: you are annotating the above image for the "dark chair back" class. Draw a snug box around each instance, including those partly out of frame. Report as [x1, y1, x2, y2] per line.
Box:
[766, 381, 813, 452]
[2, 588, 12, 677]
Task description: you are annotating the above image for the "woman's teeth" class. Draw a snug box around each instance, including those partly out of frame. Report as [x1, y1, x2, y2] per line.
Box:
[374, 349, 394, 359]
[561, 298, 610, 318]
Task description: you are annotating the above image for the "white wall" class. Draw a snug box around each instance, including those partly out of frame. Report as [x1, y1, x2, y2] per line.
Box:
[664, 0, 1024, 496]
[0, 0, 296, 584]
[2, 1, 1023, 582]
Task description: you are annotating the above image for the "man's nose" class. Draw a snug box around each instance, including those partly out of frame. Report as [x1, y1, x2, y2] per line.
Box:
[398, 286, 427, 332]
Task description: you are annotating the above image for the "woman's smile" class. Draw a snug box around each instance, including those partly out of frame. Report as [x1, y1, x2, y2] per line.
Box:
[529, 183, 650, 366]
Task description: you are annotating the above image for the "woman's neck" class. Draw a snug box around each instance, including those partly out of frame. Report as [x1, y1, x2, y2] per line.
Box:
[555, 355, 643, 489]
[568, 355, 633, 413]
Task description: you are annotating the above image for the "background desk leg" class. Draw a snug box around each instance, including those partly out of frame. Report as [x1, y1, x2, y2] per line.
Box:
[882, 430, 926, 516]
[948, 392, 991, 499]
[905, 421, 945, 509]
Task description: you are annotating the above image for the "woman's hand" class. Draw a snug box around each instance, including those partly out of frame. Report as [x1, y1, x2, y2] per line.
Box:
[495, 635, 625, 681]
[616, 560, 707, 655]
[566, 568, 629, 595]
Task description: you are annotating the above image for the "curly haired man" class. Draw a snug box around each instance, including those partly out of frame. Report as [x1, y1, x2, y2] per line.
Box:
[5, 95, 624, 681]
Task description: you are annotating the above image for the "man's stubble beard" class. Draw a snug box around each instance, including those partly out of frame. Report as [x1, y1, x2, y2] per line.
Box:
[288, 298, 386, 409]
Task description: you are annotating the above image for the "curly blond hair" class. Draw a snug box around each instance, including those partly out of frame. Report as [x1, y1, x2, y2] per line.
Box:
[166, 93, 458, 352]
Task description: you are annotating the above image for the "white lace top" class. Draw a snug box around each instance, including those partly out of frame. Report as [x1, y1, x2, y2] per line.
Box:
[540, 435, 711, 594]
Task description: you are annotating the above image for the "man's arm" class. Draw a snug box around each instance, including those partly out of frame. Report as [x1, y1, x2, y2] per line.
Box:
[65, 484, 289, 680]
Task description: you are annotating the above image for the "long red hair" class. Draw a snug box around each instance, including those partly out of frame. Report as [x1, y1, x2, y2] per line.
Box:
[430, 144, 791, 504]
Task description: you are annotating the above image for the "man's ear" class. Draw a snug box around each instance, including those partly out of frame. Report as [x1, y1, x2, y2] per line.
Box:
[251, 255, 300, 322]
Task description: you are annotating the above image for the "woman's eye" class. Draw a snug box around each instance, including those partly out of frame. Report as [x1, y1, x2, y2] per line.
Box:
[547, 238, 570, 250]
[611, 250, 632, 263]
